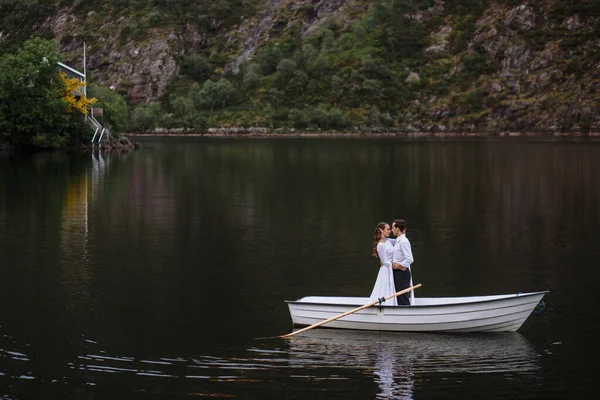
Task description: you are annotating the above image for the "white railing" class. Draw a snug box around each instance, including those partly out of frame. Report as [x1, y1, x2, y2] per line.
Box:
[89, 108, 109, 145]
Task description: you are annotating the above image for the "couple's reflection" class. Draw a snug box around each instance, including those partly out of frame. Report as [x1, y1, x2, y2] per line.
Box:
[287, 329, 539, 399]
[373, 341, 413, 399]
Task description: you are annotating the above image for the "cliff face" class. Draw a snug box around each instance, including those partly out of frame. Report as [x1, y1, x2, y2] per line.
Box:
[225, 0, 363, 74]
[28, 1, 600, 132]
[413, 2, 599, 133]
[40, 7, 187, 104]
[39, 1, 361, 103]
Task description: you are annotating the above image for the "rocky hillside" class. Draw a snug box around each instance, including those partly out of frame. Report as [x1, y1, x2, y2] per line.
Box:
[2, 0, 599, 133]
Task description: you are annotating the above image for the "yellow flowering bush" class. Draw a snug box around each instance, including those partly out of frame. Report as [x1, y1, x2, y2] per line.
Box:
[59, 72, 97, 115]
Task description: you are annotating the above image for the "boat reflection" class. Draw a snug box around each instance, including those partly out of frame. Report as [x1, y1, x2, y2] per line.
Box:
[0, 327, 540, 399]
[286, 329, 540, 399]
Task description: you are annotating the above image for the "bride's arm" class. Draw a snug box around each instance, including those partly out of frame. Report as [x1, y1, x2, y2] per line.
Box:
[376, 242, 387, 266]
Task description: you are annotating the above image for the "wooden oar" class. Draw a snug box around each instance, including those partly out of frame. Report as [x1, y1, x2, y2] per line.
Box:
[280, 283, 421, 339]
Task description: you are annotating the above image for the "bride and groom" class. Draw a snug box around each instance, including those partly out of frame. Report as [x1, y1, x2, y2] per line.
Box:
[370, 219, 414, 306]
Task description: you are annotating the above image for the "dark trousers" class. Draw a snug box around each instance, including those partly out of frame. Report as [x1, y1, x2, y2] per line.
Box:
[393, 268, 412, 305]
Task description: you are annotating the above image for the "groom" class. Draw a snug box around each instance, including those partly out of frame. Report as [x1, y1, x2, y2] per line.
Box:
[391, 219, 414, 305]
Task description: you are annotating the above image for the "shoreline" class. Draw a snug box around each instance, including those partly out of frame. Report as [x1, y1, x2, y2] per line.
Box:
[0, 135, 139, 153]
[124, 131, 600, 138]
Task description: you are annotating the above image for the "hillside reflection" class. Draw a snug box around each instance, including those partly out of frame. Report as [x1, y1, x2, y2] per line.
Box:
[1, 138, 598, 400]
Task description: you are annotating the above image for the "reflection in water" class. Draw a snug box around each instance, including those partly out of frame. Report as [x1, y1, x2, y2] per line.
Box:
[0, 326, 36, 382]
[0, 327, 539, 399]
[60, 151, 109, 261]
[374, 347, 414, 399]
[59, 151, 109, 323]
[286, 329, 539, 399]
[61, 173, 89, 258]
[136, 139, 600, 297]
[1, 138, 598, 399]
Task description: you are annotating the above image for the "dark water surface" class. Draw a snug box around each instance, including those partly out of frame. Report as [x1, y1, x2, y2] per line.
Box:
[1, 137, 599, 399]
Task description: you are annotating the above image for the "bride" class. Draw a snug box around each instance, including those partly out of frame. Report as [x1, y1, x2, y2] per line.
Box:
[369, 222, 397, 305]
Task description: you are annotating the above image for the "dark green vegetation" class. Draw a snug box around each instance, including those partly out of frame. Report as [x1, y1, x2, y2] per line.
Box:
[0, 38, 92, 148]
[1, 0, 599, 134]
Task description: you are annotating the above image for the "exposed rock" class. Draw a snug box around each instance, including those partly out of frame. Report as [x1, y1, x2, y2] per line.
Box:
[488, 80, 503, 94]
[41, 7, 78, 35]
[531, 42, 561, 71]
[472, 25, 508, 59]
[27, 0, 600, 134]
[98, 134, 139, 151]
[406, 0, 444, 22]
[183, 23, 206, 53]
[405, 72, 421, 84]
[98, 38, 179, 104]
[40, 9, 181, 104]
[472, 4, 510, 57]
[501, 41, 531, 76]
[503, 4, 535, 31]
[226, 0, 356, 74]
[301, 0, 353, 36]
[206, 126, 269, 134]
[563, 14, 584, 31]
[425, 26, 452, 54]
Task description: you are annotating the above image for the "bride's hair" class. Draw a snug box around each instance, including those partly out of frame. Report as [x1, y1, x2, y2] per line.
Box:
[372, 222, 389, 258]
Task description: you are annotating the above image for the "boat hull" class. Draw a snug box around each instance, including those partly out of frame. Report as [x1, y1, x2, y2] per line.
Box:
[286, 291, 547, 333]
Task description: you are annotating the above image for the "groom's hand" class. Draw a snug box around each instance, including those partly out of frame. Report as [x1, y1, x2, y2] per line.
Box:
[392, 263, 407, 271]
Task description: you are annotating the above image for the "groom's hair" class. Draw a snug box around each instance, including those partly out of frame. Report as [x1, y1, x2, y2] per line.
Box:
[392, 219, 407, 233]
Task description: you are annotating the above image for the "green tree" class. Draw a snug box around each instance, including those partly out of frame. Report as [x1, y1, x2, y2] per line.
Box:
[311, 55, 329, 77]
[289, 108, 310, 129]
[181, 53, 212, 82]
[192, 79, 235, 110]
[170, 94, 194, 117]
[289, 70, 309, 95]
[214, 79, 235, 109]
[0, 37, 84, 148]
[328, 107, 348, 129]
[373, 0, 425, 58]
[265, 88, 284, 109]
[257, 46, 281, 75]
[300, 44, 318, 67]
[320, 29, 335, 54]
[88, 83, 129, 133]
[243, 63, 262, 89]
[130, 104, 160, 132]
[0, 0, 54, 51]
[361, 79, 384, 99]
[331, 75, 344, 106]
[276, 58, 297, 80]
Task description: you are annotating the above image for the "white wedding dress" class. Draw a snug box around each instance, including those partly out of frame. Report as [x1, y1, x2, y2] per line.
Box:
[369, 239, 397, 306]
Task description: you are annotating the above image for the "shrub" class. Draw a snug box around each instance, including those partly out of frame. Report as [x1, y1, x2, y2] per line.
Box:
[88, 83, 129, 133]
[181, 53, 212, 82]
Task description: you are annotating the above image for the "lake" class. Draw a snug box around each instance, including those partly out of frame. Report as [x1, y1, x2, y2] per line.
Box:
[1, 137, 599, 399]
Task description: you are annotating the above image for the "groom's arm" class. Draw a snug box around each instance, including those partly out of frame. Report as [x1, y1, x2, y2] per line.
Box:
[391, 242, 407, 271]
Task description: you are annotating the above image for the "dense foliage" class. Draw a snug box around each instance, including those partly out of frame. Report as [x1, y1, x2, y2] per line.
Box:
[0, 0, 56, 51]
[0, 38, 95, 148]
[2, 0, 599, 133]
[154, 0, 504, 130]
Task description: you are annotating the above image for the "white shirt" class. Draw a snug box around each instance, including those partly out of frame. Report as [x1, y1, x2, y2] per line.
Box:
[392, 234, 415, 305]
[392, 234, 414, 269]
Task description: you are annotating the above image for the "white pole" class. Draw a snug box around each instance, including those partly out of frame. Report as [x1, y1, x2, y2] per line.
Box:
[83, 42, 87, 98]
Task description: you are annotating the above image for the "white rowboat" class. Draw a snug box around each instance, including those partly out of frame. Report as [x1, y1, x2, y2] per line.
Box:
[286, 291, 548, 333]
